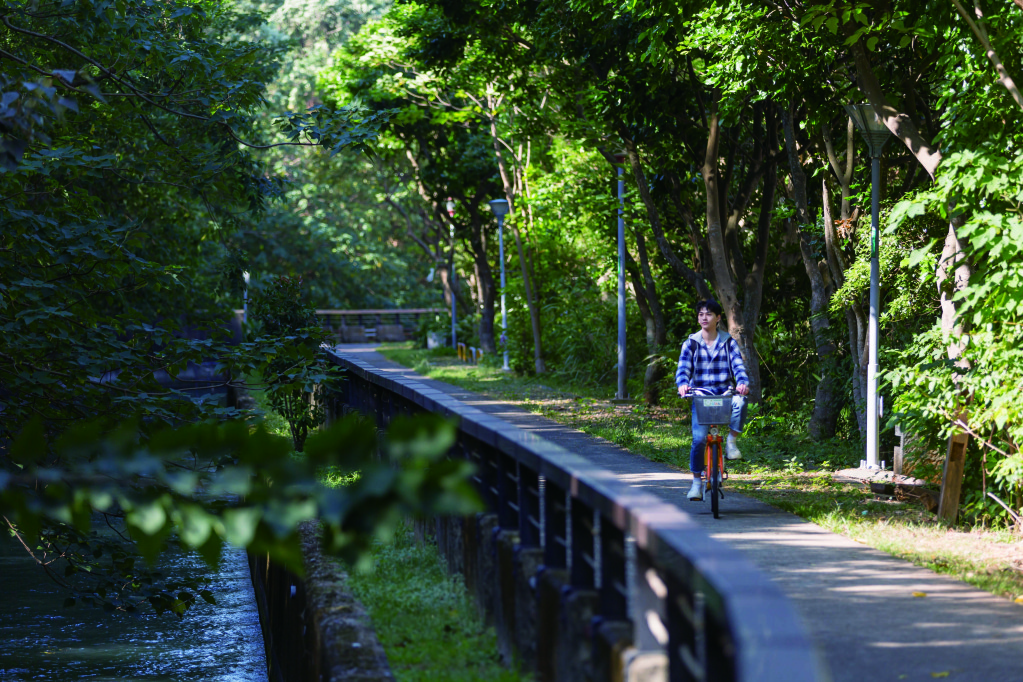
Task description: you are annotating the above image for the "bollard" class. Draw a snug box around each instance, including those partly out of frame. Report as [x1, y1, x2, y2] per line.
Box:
[495, 529, 522, 665]
[462, 515, 480, 596]
[513, 545, 545, 672]
[537, 568, 571, 682]
[445, 516, 465, 576]
[556, 587, 600, 682]
[592, 619, 633, 682]
[475, 514, 500, 626]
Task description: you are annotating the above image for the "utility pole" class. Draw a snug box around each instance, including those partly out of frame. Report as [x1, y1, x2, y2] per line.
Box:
[845, 104, 891, 470]
[614, 153, 628, 401]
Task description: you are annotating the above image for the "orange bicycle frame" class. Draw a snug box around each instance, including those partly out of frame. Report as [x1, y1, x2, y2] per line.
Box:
[703, 431, 724, 483]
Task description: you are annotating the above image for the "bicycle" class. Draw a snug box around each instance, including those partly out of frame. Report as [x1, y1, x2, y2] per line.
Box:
[685, 387, 739, 519]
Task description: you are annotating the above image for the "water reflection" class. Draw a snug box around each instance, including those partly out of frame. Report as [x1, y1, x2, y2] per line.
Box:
[0, 538, 266, 681]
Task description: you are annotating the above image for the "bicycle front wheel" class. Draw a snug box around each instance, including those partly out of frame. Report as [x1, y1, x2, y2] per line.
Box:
[710, 442, 720, 519]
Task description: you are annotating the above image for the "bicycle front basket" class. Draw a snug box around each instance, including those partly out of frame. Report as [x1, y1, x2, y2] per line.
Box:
[694, 396, 732, 425]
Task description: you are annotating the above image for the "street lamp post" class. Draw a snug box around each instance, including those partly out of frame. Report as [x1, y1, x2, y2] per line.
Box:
[614, 153, 627, 401]
[446, 199, 457, 349]
[488, 199, 511, 370]
[845, 103, 891, 470]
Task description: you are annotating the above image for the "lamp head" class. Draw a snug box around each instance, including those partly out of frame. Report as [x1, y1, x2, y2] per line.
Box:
[843, 103, 890, 156]
[488, 198, 510, 218]
[243, 271, 250, 285]
[613, 151, 627, 164]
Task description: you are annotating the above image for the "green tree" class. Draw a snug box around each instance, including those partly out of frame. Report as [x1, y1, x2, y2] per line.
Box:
[0, 0, 483, 613]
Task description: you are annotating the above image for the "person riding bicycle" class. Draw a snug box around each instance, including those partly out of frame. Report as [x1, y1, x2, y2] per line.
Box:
[676, 299, 750, 501]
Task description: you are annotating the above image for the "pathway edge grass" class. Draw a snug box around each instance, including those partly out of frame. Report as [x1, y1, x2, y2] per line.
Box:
[343, 523, 527, 682]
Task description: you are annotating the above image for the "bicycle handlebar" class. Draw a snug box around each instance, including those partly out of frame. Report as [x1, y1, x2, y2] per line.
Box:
[680, 386, 735, 398]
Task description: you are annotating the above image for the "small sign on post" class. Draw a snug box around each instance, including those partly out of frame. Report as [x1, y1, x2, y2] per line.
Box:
[893, 424, 904, 476]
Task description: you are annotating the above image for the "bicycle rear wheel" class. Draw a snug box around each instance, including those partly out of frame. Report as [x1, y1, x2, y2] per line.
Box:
[710, 442, 720, 519]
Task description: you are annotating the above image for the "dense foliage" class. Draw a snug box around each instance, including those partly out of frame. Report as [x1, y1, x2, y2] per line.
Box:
[0, 0, 475, 614]
[3, 0, 1022, 618]
[317, 0, 1023, 525]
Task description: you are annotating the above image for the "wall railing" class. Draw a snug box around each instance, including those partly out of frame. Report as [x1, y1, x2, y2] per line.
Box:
[326, 347, 826, 682]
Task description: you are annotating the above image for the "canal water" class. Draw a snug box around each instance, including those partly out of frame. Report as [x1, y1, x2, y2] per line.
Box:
[0, 538, 267, 681]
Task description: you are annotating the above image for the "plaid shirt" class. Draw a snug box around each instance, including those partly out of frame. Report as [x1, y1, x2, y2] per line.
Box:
[675, 331, 749, 393]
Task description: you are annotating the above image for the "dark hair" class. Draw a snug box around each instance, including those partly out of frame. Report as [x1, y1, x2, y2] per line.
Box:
[695, 299, 724, 316]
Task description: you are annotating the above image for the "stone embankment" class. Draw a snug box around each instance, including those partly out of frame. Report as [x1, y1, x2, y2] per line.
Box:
[248, 523, 393, 682]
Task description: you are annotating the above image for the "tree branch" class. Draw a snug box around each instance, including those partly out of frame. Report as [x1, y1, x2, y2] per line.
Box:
[951, 0, 1023, 112]
[622, 137, 711, 298]
[847, 36, 942, 178]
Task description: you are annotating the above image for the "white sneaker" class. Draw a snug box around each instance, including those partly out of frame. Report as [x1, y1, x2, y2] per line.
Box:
[687, 478, 704, 501]
[725, 438, 742, 460]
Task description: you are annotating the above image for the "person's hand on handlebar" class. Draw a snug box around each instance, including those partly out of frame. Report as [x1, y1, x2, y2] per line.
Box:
[679, 384, 749, 397]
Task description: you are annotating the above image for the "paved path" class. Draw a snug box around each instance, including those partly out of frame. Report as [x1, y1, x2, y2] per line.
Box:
[338, 345, 1023, 682]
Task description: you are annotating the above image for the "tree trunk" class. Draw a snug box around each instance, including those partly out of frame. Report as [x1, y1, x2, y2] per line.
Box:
[622, 140, 713, 299]
[510, 222, 545, 373]
[848, 304, 868, 434]
[822, 118, 868, 437]
[627, 231, 668, 405]
[739, 111, 779, 403]
[488, 113, 545, 373]
[951, 0, 1023, 113]
[466, 205, 497, 353]
[823, 183, 868, 436]
[848, 38, 942, 179]
[700, 105, 765, 402]
[637, 232, 669, 404]
[783, 106, 840, 440]
[438, 265, 454, 308]
[938, 218, 972, 362]
[625, 253, 664, 405]
[634, 229, 667, 348]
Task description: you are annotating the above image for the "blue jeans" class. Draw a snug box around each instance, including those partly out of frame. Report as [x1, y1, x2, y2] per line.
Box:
[689, 395, 747, 473]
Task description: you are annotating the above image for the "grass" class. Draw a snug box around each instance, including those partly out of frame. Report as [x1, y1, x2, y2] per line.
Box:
[376, 341, 1023, 603]
[378, 342, 862, 472]
[346, 524, 527, 682]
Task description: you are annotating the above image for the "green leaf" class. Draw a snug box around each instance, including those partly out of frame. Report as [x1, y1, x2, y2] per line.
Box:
[128, 502, 167, 536]
[907, 242, 937, 268]
[222, 508, 262, 547]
